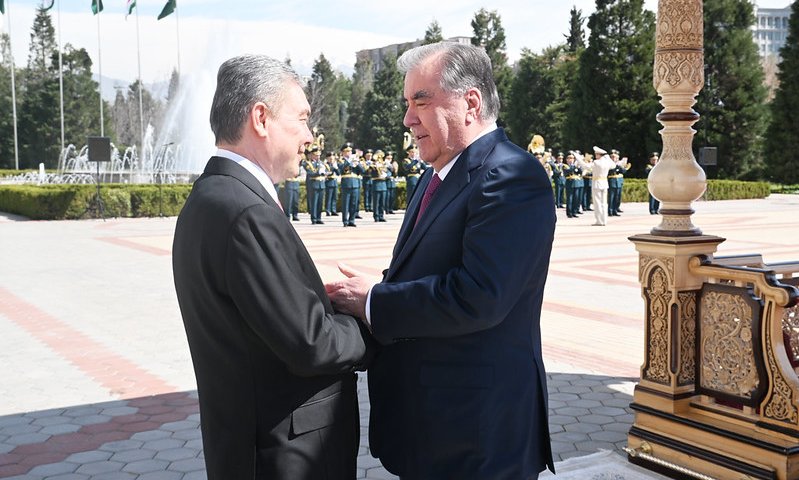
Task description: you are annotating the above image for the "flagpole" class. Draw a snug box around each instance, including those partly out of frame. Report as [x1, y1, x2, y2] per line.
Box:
[135, 0, 144, 162]
[6, 0, 19, 169]
[57, 0, 64, 154]
[96, 7, 103, 136]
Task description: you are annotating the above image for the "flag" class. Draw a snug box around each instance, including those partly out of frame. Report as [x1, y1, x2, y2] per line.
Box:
[0, 0, 4, 14]
[44, 0, 55, 11]
[157, 0, 175, 20]
[125, 0, 135, 18]
[91, 0, 103, 14]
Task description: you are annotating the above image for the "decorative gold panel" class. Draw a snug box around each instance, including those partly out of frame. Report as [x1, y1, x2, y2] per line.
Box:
[782, 304, 799, 364]
[765, 304, 799, 424]
[644, 266, 671, 384]
[677, 291, 697, 385]
[699, 290, 758, 398]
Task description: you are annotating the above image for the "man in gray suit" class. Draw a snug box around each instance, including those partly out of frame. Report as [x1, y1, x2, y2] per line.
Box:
[172, 54, 372, 480]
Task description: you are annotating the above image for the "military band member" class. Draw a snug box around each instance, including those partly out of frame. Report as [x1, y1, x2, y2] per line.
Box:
[385, 151, 398, 214]
[324, 151, 340, 217]
[362, 149, 374, 212]
[339, 143, 363, 227]
[368, 150, 389, 222]
[281, 172, 301, 221]
[647, 152, 660, 215]
[547, 152, 566, 208]
[303, 145, 326, 224]
[401, 144, 425, 208]
[563, 152, 582, 218]
[607, 149, 628, 216]
[581, 152, 593, 211]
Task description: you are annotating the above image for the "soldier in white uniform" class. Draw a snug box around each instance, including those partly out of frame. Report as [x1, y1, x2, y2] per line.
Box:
[581, 146, 616, 226]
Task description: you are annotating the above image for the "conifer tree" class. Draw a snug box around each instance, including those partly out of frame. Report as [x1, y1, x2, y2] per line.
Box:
[424, 20, 444, 44]
[565, 6, 586, 53]
[358, 55, 405, 154]
[471, 9, 513, 132]
[565, 0, 658, 174]
[697, 0, 768, 179]
[347, 56, 373, 146]
[0, 33, 15, 168]
[763, 0, 799, 183]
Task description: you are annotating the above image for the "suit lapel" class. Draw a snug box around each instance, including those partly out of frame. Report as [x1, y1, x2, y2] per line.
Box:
[203, 156, 283, 213]
[387, 129, 507, 279]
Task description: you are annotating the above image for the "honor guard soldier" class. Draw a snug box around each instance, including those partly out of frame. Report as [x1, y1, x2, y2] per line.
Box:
[581, 152, 593, 211]
[547, 152, 566, 208]
[401, 144, 425, 208]
[385, 151, 398, 214]
[563, 152, 582, 218]
[303, 145, 326, 224]
[368, 150, 390, 222]
[607, 149, 629, 216]
[324, 151, 340, 217]
[362, 149, 374, 212]
[339, 143, 363, 227]
[281, 171, 301, 221]
[646, 152, 660, 214]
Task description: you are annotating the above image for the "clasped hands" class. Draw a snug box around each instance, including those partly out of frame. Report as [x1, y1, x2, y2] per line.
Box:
[325, 263, 378, 323]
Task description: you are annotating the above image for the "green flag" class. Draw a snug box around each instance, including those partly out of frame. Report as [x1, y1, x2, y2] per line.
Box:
[125, 0, 135, 18]
[91, 0, 103, 14]
[44, 0, 55, 11]
[157, 0, 175, 20]
[0, 0, 5, 14]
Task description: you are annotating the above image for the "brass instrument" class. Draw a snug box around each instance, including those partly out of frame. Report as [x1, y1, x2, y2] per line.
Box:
[527, 134, 545, 154]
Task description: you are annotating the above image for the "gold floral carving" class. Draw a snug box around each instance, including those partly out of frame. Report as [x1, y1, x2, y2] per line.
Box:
[782, 304, 799, 364]
[700, 290, 758, 397]
[654, 51, 704, 90]
[765, 303, 799, 424]
[640, 255, 674, 285]
[644, 266, 671, 384]
[678, 291, 697, 385]
[656, 0, 703, 49]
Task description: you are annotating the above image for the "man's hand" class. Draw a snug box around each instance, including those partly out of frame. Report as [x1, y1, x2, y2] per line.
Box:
[324, 263, 378, 321]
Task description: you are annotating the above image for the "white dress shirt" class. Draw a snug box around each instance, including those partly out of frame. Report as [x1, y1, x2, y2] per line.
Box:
[215, 148, 281, 209]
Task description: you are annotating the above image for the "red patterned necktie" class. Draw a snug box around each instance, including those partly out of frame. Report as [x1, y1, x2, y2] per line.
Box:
[415, 173, 442, 226]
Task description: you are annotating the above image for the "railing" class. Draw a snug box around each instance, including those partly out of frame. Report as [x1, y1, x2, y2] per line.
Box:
[688, 254, 799, 431]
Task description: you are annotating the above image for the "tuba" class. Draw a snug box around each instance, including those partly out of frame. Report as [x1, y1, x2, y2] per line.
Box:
[528, 134, 545, 154]
[403, 131, 413, 151]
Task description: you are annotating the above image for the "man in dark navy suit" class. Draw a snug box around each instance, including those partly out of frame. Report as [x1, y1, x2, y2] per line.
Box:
[327, 42, 556, 480]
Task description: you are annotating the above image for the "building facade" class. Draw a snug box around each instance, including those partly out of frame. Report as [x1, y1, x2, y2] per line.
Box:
[356, 36, 472, 74]
[752, 5, 791, 61]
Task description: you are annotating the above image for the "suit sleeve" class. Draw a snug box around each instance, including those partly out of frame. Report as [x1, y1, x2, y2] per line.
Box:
[370, 153, 556, 343]
[224, 204, 369, 376]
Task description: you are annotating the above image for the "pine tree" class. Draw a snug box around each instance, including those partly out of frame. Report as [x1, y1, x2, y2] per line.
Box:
[697, 0, 768, 179]
[112, 87, 132, 147]
[565, 0, 659, 174]
[358, 55, 405, 154]
[306, 53, 348, 152]
[763, 1, 799, 183]
[0, 33, 16, 168]
[59, 44, 107, 147]
[565, 6, 586, 53]
[423, 20, 444, 44]
[347, 56, 373, 146]
[18, 4, 60, 168]
[507, 47, 560, 148]
[470, 9, 513, 132]
[166, 68, 180, 103]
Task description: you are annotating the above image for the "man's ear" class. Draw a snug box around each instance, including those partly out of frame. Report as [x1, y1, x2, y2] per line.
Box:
[251, 102, 270, 137]
[464, 88, 482, 124]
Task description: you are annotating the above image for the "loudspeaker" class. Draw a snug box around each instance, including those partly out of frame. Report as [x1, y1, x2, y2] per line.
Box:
[87, 136, 111, 163]
[698, 147, 717, 166]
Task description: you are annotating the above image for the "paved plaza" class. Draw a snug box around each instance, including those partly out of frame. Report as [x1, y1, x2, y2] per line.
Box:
[0, 194, 797, 479]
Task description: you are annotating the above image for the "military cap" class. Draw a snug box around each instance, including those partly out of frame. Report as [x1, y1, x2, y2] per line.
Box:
[405, 143, 417, 152]
[365, 148, 374, 154]
[593, 146, 607, 155]
[386, 151, 395, 157]
[557, 152, 564, 158]
[326, 151, 335, 157]
[308, 145, 320, 153]
[611, 149, 619, 155]
[340, 142, 353, 151]
[649, 152, 659, 159]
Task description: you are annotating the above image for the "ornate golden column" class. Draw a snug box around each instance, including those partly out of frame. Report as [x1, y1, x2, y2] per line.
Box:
[648, 0, 706, 236]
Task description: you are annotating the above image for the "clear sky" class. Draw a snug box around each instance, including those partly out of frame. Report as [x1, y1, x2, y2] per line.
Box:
[0, 0, 791, 86]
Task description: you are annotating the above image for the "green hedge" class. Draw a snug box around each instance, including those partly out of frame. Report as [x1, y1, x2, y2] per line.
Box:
[617, 178, 770, 202]
[0, 178, 770, 220]
[0, 184, 192, 220]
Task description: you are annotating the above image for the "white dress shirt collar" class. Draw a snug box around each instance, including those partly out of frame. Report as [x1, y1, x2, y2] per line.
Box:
[434, 123, 498, 181]
[215, 148, 281, 207]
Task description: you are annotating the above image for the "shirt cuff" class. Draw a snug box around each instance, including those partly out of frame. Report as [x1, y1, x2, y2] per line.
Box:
[365, 285, 374, 330]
